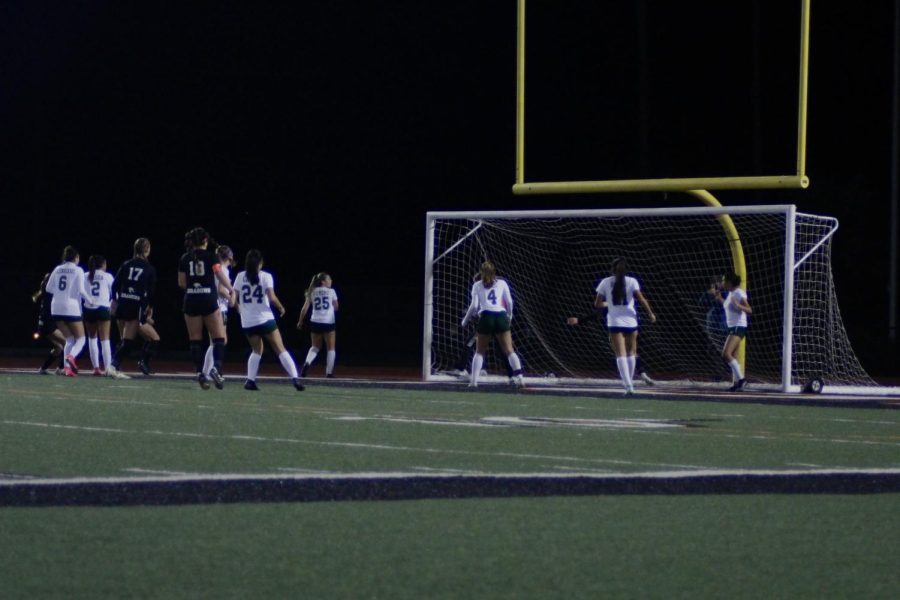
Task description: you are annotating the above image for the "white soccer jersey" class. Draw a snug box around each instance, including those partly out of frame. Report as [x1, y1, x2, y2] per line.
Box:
[83, 271, 114, 310]
[723, 287, 749, 328]
[596, 275, 641, 328]
[234, 270, 276, 328]
[47, 262, 86, 317]
[467, 279, 513, 318]
[309, 287, 338, 324]
[217, 265, 231, 314]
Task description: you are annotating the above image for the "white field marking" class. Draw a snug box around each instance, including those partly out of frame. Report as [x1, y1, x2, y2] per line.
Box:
[481, 416, 685, 430]
[5, 467, 900, 487]
[765, 415, 900, 426]
[410, 466, 490, 475]
[1, 420, 129, 434]
[275, 468, 340, 474]
[785, 463, 828, 468]
[123, 468, 199, 476]
[330, 415, 504, 428]
[549, 465, 617, 474]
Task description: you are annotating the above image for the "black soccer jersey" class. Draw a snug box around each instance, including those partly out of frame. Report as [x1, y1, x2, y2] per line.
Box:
[179, 249, 220, 301]
[114, 257, 157, 306]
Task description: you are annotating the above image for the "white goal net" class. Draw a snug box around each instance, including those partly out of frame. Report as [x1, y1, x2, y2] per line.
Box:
[423, 205, 874, 392]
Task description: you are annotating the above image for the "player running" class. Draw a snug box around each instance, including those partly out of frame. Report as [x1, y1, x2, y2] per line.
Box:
[297, 272, 339, 378]
[234, 249, 303, 391]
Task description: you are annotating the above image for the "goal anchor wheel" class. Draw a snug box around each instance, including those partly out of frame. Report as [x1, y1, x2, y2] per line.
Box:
[803, 377, 825, 394]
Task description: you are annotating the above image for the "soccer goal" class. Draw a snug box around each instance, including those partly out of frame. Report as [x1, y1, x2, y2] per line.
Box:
[423, 205, 876, 393]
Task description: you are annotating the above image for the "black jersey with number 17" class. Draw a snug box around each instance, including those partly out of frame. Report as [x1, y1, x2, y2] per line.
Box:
[179, 249, 220, 301]
[113, 257, 157, 305]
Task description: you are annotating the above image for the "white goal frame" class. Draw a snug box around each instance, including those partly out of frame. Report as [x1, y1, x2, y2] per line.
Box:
[423, 205, 881, 395]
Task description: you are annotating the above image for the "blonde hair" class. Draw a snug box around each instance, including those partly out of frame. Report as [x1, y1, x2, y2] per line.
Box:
[480, 261, 496, 286]
[305, 272, 330, 298]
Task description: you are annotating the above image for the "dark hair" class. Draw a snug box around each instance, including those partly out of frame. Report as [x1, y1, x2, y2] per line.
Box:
[88, 255, 105, 283]
[134, 237, 151, 258]
[244, 249, 263, 285]
[724, 272, 742, 287]
[611, 258, 627, 306]
[184, 227, 216, 261]
[62, 245, 78, 263]
[32, 273, 51, 303]
[305, 272, 330, 299]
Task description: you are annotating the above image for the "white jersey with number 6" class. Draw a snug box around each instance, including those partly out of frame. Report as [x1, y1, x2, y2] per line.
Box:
[596, 275, 641, 328]
[83, 271, 114, 310]
[47, 262, 86, 317]
[310, 287, 338, 324]
[234, 270, 275, 328]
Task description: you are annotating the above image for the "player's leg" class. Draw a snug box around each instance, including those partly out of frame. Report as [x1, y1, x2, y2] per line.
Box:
[721, 334, 745, 390]
[98, 319, 113, 375]
[244, 334, 264, 390]
[495, 330, 524, 387]
[609, 331, 633, 393]
[323, 331, 336, 377]
[265, 329, 304, 391]
[301, 332, 323, 377]
[470, 334, 490, 387]
[625, 331, 638, 383]
[85, 320, 101, 374]
[202, 309, 227, 389]
[138, 321, 161, 376]
[109, 320, 138, 378]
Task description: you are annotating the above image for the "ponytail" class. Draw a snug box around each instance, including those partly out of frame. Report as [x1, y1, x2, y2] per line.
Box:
[306, 272, 329, 299]
[611, 258, 627, 306]
[244, 249, 262, 285]
[88, 255, 104, 283]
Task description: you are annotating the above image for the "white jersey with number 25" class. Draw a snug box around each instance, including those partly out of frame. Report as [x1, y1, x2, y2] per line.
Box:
[310, 287, 338, 324]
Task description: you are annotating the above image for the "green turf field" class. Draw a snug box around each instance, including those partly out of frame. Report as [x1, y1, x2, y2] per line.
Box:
[1, 373, 899, 598]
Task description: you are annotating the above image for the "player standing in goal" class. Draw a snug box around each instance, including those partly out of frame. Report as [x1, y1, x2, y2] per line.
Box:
[297, 272, 339, 378]
[460, 261, 525, 388]
[594, 258, 656, 395]
[234, 250, 304, 391]
[716, 272, 752, 391]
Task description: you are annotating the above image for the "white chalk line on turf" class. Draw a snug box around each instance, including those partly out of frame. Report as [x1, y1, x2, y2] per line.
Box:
[4, 467, 900, 487]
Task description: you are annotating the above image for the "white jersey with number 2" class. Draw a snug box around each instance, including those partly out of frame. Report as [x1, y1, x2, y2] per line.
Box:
[83, 271, 115, 310]
[234, 270, 275, 328]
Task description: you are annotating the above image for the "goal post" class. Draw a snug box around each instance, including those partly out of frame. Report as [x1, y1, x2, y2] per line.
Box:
[423, 205, 875, 393]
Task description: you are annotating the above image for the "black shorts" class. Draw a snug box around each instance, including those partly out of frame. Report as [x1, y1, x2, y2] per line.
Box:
[183, 296, 219, 317]
[52, 314, 82, 323]
[310, 321, 336, 334]
[38, 317, 56, 337]
[116, 300, 144, 322]
[83, 307, 111, 323]
[608, 326, 639, 334]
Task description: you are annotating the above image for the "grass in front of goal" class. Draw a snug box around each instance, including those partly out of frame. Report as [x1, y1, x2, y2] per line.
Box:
[1, 374, 899, 597]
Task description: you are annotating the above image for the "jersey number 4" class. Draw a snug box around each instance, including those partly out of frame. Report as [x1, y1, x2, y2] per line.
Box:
[487, 290, 497, 304]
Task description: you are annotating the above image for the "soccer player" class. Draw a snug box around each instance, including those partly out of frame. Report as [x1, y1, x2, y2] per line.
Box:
[296, 272, 339, 378]
[565, 302, 656, 385]
[460, 260, 524, 388]
[202, 245, 235, 380]
[594, 258, 656, 395]
[715, 272, 752, 391]
[83, 255, 115, 376]
[179, 227, 235, 389]
[46, 246, 87, 377]
[234, 249, 303, 391]
[108, 238, 158, 380]
[32, 273, 66, 374]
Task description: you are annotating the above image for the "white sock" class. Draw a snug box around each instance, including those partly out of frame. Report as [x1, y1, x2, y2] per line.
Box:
[101, 340, 113, 370]
[278, 351, 299, 378]
[627, 355, 636, 379]
[304, 347, 319, 366]
[247, 352, 262, 381]
[729, 359, 744, 381]
[326, 350, 336, 375]
[507, 352, 522, 375]
[203, 345, 214, 376]
[471, 353, 484, 385]
[616, 357, 633, 390]
[64, 337, 74, 358]
[88, 337, 100, 369]
[69, 336, 86, 360]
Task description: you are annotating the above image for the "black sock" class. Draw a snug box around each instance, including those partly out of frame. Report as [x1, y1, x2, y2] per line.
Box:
[190, 341, 205, 373]
[142, 340, 158, 365]
[41, 350, 58, 371]
[212, 338, 225, 371]
[113, 338, 135, 369]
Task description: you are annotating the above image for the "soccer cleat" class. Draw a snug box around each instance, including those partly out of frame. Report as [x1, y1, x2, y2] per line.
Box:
[243, 380, 259, 391]
[65, 355, 78, 375]
[209, 367, 225, 390]
[624, 385, 635, 396]
[292, 378, 305, 391]
[198, 373, 211, 390]
[63, 367, 77, 377]
[38, 368, 49, 375]
[137, 360, 153, 376]
[325, 373, 335, 379]
[106, 366, 131, 380]
[734, 379, 747, 392]
[639, 372, 656, 386]
[299, 363, 309, 378]
[92, 368, 103, 376]
[514, 375, 525, 388]
[55, 368, 65, 376]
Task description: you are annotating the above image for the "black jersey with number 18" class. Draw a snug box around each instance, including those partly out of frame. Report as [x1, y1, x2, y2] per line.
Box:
[179, 249, 220, 315]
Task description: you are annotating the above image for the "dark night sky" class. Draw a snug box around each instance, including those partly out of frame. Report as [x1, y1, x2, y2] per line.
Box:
[1, 1, 897, 373]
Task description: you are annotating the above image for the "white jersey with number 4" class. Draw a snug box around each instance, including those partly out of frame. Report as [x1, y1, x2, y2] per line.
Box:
[47, 262, 86, 317]
[596, 275, 641, 328]
[723, 287, 749, 328]
[83, 271, 114, 310]
[310, 287, 338, 324]
[468, 279, 513, 317]
[234, 270, 275, 328]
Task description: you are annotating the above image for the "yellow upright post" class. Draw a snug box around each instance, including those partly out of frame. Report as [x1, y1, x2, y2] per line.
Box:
[687, 190, 748, 370]
[516, 0, 526, 185]
[797, 0, 811, 177]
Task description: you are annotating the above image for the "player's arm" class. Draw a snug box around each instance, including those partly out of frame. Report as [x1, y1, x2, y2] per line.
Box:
[331, 290, 339, 312]
[297, 298, 311, 329]
[266, 288, 286, 318]
[502, 282, 514, 320]
[461, 287, 478, 327]
[212, 264, 235, 297]
[567, 310, 600, 326]
[635, 290, 657, 323]
[735, 293, 752, 314]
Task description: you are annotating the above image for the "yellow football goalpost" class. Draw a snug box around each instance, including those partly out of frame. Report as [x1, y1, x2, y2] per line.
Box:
[511, 0, 812, 370]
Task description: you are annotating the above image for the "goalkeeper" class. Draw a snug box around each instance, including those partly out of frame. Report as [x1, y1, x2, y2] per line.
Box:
[566, 302, 655, 386]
